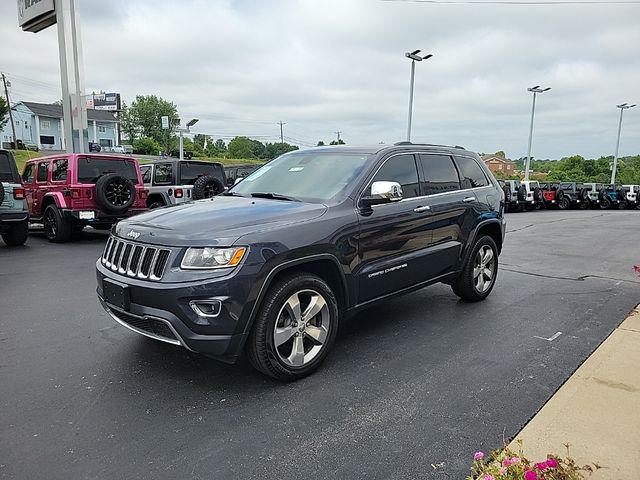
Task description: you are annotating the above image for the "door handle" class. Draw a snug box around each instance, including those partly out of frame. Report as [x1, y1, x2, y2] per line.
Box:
[413, 205, 431, 213]
[462, 197, 475, 203]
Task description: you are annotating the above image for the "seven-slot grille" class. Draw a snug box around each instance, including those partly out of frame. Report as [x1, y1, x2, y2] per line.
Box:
[101, 236, 171, 280]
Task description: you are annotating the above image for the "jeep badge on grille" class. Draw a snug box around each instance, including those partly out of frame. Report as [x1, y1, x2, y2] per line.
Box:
[127, 230, 141, 240]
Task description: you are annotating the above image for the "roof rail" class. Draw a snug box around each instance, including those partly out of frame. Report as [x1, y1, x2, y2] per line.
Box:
[393, 141, 466, 150]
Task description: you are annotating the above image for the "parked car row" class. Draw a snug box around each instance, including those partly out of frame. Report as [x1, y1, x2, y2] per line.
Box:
[0, 150, 231, 246]
[498, 179, 640, 212]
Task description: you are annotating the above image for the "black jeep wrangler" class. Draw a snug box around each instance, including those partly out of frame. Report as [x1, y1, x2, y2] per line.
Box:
[97, 143, 506, 380]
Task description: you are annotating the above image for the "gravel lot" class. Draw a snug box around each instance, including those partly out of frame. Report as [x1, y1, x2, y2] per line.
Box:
[1, 209, 638, 480]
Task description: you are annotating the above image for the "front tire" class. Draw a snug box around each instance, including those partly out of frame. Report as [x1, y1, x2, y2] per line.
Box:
[1, 220, 28, 246]
[452, 235, 499, 302]
[43, 205, 72, 243]
[246, 273, 339, 381]
[558, 196, 571, 210]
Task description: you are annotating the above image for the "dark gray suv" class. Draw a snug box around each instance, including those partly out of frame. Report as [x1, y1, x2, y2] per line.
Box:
[96, 143, 506, 380]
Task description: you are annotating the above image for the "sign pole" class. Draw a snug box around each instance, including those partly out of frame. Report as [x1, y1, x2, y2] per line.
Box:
[55, 0, 87, 153]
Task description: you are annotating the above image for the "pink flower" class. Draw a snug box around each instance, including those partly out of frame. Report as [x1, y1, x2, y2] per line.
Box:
[546, 458, 558, 468]
[524, 471, 538, 480]
[483, 475, 495, 480]
[499, 467, 507, 475]
[502, 459, 512, 467]
[510, 457, 521, 464]
[535, 461, 549, 470]
[474, 451, 485, 461]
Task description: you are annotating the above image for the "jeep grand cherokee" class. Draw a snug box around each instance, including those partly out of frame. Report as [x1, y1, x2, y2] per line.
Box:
[96, 143, 506, 380]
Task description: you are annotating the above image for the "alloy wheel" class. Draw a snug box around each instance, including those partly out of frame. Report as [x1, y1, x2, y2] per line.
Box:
[273, 289, 330, 367]
[105, 179, 132, 206]
[473, 245, 496, 294]
[44, 208, 57, 238]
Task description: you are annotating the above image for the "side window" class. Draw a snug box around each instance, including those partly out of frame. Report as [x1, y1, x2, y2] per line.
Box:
[36, 162, 49, 183]
[418, 154, 461, 195]
[370, 154, 420, 199]
[52, 159, 68, 182]
[153, 163, 173, 184]
[22, 164, 34, 183]
[454, 156, 489, 189]
[140, 165, 152, 183]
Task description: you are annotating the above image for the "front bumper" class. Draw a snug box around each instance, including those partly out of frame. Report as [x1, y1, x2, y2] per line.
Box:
[96, 260, 257, 362]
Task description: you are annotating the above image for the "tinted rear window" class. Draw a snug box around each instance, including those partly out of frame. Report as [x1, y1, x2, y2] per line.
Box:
[454, 156, 489, 189]
[77, 157, 138, 184]
[180, 162, 223, 185]
[0, 152, 19, 183]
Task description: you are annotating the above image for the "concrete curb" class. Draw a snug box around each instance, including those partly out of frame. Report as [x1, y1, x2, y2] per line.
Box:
[510, 305, 640, 478]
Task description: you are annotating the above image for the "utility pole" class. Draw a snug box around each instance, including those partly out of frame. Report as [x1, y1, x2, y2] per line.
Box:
[278, 121, 286, 143]
[404, 50, 433, 142]
[524, 85, 550, 181]
[335, 131, 341, 143]
[2, 73, 18, 150]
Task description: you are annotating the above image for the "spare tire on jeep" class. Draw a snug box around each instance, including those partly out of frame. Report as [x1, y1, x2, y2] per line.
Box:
[517, 185, 526, 201]
[534, 187, 543, 202]
[192, 175, 224, 200]
[95, 173, 136, 214]
[0, 182, 5, 204]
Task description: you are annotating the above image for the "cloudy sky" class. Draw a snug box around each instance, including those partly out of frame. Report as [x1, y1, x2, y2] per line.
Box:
[1, 0, 639, 159]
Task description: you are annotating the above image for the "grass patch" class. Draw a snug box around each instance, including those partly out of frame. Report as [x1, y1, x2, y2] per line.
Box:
[10, 150, 43, 173]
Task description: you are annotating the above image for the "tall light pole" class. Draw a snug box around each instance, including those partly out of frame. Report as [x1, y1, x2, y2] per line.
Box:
[176, 118, 199, 160]
[610, 103, 636, 184]
[405, 49, 433, 142]
[524, 85, 550, 181]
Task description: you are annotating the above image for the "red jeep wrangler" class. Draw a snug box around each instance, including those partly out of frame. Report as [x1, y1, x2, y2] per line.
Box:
[22, 154, 148, 242]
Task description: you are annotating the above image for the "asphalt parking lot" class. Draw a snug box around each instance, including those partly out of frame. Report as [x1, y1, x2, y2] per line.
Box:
[1, 210, 639, 480]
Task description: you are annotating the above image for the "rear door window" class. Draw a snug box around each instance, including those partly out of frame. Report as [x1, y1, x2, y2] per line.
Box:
[140, 165, 152, 183]
[453, 156, 489, 189]
[36, 162, 49, 183]
[180, 162, 222, 185]
[418, 154, 461, 195]
[153, 163, 173, 185]
[369, 154, 420, 198]
[77, 157, 138, 184]
[52, 159, 68, 182]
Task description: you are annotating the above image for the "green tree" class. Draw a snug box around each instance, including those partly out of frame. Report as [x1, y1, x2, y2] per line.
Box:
[128, 95, 178, 148]
[329, 139, 345, 145]
[317, 140, 325, 146]
[119, 102, 138, 143]
[264, 142, 298, 160]
[494, 150, 506, 159]
[133, 136, 161, 155]
[193, 134, 210, 150]
[228, 136, 266, 159]
[205, 138, 227, 157]
[0, 97, 8, 131]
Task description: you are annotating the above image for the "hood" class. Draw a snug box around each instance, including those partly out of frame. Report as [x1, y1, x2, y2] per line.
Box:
[115, 196, 327, 246]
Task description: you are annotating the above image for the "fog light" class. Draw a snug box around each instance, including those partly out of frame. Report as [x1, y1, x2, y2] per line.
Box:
[190, 300, 222, 317]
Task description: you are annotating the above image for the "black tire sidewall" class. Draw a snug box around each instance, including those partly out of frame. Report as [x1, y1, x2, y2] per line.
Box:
[1, 220, 28, 246]
[249, 274, 339, 380]
[453, 235, 499, 302]
[559, 197, 570, 210]
[95, 174, 135, 214]
[43, 205, 71, 242]
[192, 175, 224, 200]
[0, 183, 5, 204]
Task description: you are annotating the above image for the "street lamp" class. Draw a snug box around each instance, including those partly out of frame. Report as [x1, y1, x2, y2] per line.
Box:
[610, 103, 636, 184]
[405, 49, 433, 142]
[524, 85, 551, 181]
[176, 118, 199, 160]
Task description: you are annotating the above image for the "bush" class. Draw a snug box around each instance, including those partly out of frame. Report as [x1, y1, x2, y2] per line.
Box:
[468, 442, 602, 480]
[133, 137, 161, 155]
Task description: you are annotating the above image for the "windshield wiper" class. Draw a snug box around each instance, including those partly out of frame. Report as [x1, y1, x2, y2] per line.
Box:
[250, 192, 299, 202]
[222, 191, 246, 197]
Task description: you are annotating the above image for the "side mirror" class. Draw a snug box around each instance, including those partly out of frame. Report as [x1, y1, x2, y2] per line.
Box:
[226, 177, 235, 187]
[360, 181, 403, 209]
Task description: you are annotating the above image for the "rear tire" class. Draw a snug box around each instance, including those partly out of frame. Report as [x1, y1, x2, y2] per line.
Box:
[246, 273, 339, 381]
[452, 235, 499, 302]
[43, 205, 72, 243]
[1, 220, 28, 246]
[600, 197, 612, 209]
[618, 200, 628, 210]
[558, 196, 571, 210]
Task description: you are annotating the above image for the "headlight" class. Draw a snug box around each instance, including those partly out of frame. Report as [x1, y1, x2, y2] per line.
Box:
[181, 247, 247, 269]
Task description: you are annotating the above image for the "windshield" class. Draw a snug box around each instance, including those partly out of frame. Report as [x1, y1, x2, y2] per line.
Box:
[77, 157, 138, 184]
[231, 152, 370, 203]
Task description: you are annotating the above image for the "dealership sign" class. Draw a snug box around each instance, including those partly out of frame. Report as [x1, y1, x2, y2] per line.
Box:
[90, 93, 119, 111]
[17, 0, 56, 33]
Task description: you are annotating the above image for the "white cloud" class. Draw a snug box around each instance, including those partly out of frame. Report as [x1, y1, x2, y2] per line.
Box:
[1, 0, 638, 157]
